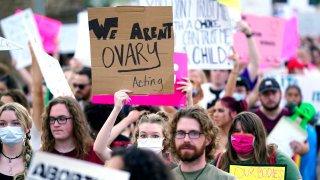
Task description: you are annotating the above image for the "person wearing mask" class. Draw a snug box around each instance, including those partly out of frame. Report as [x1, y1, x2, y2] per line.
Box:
[208, 96, 248, 156]
[93, 90, 171, 164]
[216, 112, 302, 180]
[40, 96, 103, 164]
[169, 106, 236, 179]
[0, 103, 32, 180]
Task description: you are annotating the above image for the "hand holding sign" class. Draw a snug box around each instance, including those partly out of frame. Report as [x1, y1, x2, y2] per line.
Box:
[114, 90, 132, 109]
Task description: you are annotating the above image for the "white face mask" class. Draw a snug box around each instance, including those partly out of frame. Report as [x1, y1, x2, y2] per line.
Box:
[137, 138, 164, 154]
[0, 126, 24, 146]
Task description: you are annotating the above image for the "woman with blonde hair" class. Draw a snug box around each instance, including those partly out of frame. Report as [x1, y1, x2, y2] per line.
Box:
[0, 103, 32, 180]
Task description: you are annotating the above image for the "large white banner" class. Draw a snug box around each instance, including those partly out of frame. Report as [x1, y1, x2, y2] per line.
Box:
[140, 0, 234, 70]
[27, 152, 130, 180]
[0, 8, 42, 69]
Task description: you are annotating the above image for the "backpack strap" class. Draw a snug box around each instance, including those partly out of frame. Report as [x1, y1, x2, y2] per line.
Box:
[268, 148, 277, 165]
[215, 152, 222, 168]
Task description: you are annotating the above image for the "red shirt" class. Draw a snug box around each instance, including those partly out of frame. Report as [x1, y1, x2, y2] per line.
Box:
[51, 143, 104, 165]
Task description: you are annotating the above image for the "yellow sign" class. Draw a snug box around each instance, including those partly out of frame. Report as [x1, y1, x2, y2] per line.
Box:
[229, 164, 286, 180]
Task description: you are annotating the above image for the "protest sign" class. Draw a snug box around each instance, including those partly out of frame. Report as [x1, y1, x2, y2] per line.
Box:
[233, 14, 298, 68]
[240, 0, 272, 16]
[58, 23, 77, 54]
[298, 12, 320, 37]
[140, 0, 234, 70]
[0, 8, 42, 69]
[0, 36, 23, 51]
[229, 164, 286, 180]
[27, 152, 130, 180]
[74, 11, 91, 67]
[16, 9, 62, 54]
[30, 39, 74, 98]
[267, 116, 307, 157]
[89, 6, 174, 95]
[92, 52, 187, 107]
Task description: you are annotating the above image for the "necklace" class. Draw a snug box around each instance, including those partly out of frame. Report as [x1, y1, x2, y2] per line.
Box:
[1, 151, 23, 163]
[1, 151, 23, 176]
[179, 164, 207, 180]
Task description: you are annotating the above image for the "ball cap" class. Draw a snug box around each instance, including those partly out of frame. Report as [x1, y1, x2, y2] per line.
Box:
[259, 78, 281, 93]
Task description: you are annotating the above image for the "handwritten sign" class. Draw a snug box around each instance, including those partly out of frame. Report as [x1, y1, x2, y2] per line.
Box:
[229, 164, 286, 180]
[233, 14, 298, 68]
[139, 0, 234, 70]
[27, 152, 130, 180]
[74, 11, 91, 67]
[0, 36, 23, 51]
[88, 6, 174, 95]
[30, 39, 74, 98]
[92, 52, 187, 107]
[0, 8, 42, 69]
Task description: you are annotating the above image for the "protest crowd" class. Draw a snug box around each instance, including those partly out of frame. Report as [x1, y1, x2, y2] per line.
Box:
[1, 0, 320, 179]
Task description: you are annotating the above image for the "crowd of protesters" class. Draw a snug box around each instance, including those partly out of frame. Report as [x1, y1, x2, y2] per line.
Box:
[0, 12, 320, 180]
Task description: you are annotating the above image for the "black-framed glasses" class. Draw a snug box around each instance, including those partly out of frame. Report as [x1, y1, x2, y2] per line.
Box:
[72, 83, 90, 90]
[49, 116, 72, 125]
[175, 130, 203, 139]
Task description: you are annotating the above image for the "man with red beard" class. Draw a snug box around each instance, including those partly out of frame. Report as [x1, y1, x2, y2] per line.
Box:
[169, 106, 236, 179]
[254, 77, 291, 134]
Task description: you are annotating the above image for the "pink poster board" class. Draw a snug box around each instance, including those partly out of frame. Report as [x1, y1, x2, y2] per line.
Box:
[234, 14, 298, 69]
[16, 9, 61, 54]
[92, 53, 188, 107]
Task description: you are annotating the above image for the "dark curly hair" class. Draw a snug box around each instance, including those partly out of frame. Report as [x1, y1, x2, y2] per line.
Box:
[111, 147, 173, 180]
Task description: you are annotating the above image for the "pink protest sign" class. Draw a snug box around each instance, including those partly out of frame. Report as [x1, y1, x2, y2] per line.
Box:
[92, 53, 188, 107]
[16, 9, 61, 54]
[234, 14, 298, 68]
[282, 16, 299, 60]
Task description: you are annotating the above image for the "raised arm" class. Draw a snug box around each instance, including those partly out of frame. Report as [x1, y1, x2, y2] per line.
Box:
[93, 89, 131, 161]
[224, 48, 240, 97]
[238, 20, 260, 82]
[30, 42, 44, 132]
[106, 109, 142, 147]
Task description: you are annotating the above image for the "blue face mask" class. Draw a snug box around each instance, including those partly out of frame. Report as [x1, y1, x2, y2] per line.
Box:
[0, 127, 24, 146]
[233, 93, 245, 101]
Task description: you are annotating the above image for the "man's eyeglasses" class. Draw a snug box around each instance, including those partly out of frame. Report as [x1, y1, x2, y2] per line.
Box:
[72, 83, 90, 90]
[175, 130, 203, 139]
[49, 116, 72, 125]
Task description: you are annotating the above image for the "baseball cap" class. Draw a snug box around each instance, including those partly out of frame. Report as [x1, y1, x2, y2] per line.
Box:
[259, 78, 281, 93]
[236, 76, 250, 91]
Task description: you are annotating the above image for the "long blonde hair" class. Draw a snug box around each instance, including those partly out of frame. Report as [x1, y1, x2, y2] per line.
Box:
[0, 103, 33, 179]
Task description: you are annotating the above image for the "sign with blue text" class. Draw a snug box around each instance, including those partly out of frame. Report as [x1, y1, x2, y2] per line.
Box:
[140, 0, 234, 70]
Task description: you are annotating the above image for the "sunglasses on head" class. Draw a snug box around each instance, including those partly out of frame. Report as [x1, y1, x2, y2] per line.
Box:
[72, 83, 90, 90]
